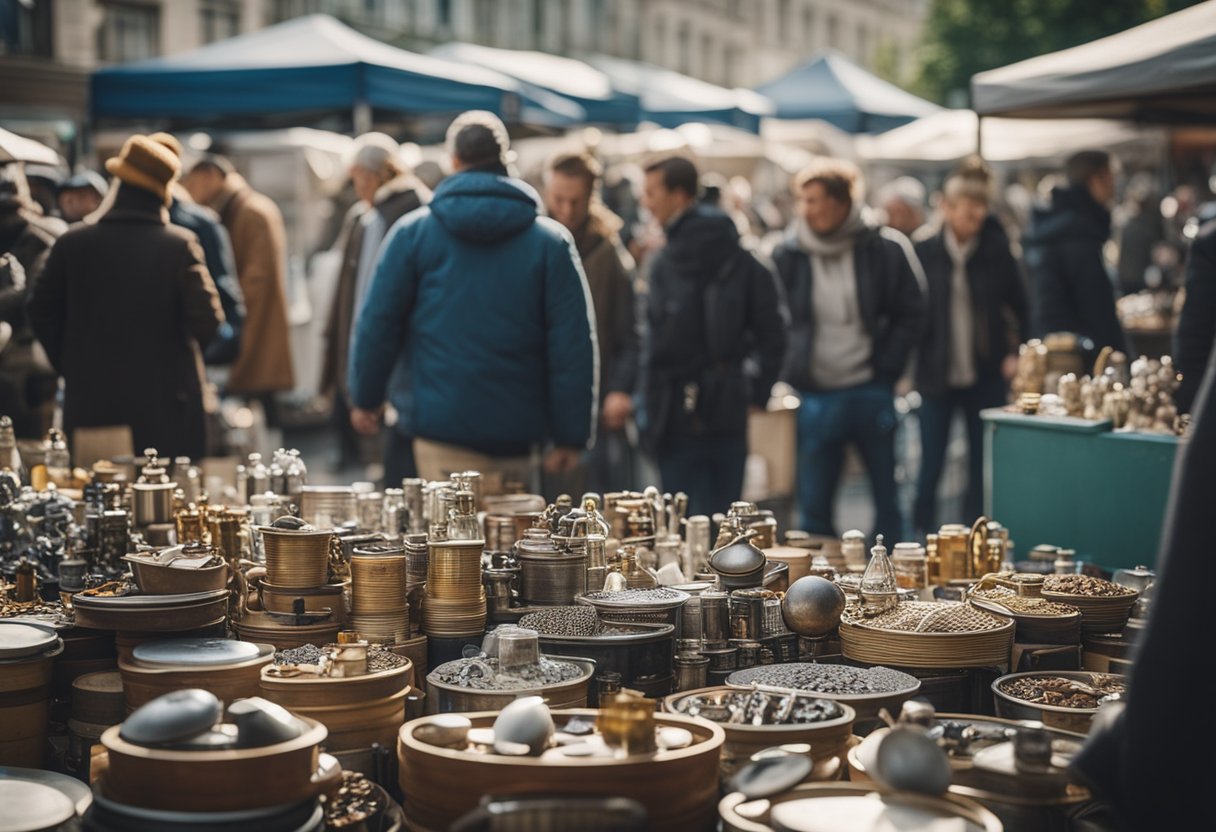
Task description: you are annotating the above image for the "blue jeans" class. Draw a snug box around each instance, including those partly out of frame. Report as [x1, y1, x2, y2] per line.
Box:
[913, 373, 1006, 533]
[657, 432, 747, 518]
[797, 381, 902, 543]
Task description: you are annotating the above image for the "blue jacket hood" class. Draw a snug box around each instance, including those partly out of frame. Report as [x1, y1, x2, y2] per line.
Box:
[429, 171, 541, 244]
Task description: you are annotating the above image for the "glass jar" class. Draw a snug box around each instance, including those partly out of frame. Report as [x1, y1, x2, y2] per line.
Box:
[891, 541, 927, 590]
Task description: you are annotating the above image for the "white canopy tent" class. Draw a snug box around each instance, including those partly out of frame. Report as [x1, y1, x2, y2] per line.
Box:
[971, 1, 1216, 122]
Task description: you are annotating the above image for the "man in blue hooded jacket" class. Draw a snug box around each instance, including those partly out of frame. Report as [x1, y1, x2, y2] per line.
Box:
[348, 111, 597, 492]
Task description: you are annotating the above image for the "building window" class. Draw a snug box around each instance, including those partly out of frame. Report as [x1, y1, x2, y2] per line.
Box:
[200, 0, 240, 44]
[97, 2, 159, 63]
[0, 0, 54, 58]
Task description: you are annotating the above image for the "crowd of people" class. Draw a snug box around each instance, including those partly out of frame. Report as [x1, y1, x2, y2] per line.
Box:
[2, 110, 1215, 541]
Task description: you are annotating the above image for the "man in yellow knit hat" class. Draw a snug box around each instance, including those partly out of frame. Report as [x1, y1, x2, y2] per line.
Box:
[29, 135, 224, 459]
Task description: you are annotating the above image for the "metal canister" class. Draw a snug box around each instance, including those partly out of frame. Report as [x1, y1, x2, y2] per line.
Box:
[674, 652, 709, 692]
[700, 590, 731, 648]
[382, 488, 406, 539]
[402, 478, 425, 534]
[356, 491, 383, 533]
[98, 510, 129, 573]
[731, 639, 761, 668]
[729, 590, 765, 641]
[684, 515, 712, 575]
[209, 509, 243, 568]
[936, 524, 971, 582]
[515, 527, 586, 606]
[701, 645, 739, 673]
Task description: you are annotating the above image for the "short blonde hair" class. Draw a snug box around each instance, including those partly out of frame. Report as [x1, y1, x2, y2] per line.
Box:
[792, 157, 864, 205]
[943, 156, 993, 205]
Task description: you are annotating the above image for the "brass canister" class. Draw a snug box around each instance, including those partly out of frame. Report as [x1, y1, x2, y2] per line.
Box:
[597, 689, 656, 754]
[935, 524, 970, 582]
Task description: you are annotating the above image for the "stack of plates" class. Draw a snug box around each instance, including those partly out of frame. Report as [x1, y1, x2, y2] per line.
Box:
[423, 539, 486, 638]
[72, 589, 230, 632]
[299, 485, 357, 528]
[839, 602, 1015, 669]
[260, 528, 332, 589]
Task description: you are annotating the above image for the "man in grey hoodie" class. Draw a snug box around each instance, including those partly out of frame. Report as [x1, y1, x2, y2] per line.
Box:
[771, 159, 926, 543]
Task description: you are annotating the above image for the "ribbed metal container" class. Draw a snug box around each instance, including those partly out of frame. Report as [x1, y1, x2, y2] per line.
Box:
[536, 623, 675, 704]
[425, 656, 596, 714]
[515, 528, 587, 606]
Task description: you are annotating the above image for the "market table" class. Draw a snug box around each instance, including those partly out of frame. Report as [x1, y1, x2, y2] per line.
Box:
[982, 409, 1178, 573]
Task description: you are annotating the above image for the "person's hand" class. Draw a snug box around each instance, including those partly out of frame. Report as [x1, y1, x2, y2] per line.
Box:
[350, 406, 383, 436]
[602, 392, 633, 431]
[544, 447, 581, 474]
[1002, 354, 1019, 381]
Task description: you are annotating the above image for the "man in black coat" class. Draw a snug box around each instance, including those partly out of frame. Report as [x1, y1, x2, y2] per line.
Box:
[1073, 329, 1216, 831]
[1174, 216, 1216, 413]
[1024, 150, 1127, 356]
[913, 161, 1028, 531]
[29, 136, 223, 460]
[640, 155, 787, 516]
[772, 158, 925, 544]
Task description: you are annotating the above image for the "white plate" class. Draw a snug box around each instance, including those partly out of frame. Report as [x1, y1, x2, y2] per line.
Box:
[0, 621, 58, 660]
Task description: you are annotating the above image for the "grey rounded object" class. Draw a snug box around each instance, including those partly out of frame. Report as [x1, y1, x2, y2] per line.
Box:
[0, 620, 58, 659]
[709, 540, 766, 577]
[0, 780, 75, 832]
[729, 753, 813, 800]
[873, 727, 952, 796]
[120, 689, 221, 746]
[781, 576, 846, 636]
[227, 697, 304, 747]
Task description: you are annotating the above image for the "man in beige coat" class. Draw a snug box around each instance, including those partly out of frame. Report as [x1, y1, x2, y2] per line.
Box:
[184, 156, 294, 402]
[544, 151, 638, 492]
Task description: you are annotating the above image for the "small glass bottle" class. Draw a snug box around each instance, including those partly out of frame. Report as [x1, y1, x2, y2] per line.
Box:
[841, 529, 867, 570]
[448, 490, 480, 541]
[861, 535, 898, 610]
[0, 415, 25, 481]
[46, 428, 71, 486]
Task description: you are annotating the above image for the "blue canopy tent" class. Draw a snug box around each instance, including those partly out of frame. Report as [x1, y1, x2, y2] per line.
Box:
[755, 50, 940, 133]
[431, 42, 639, 127]
[90, 15, 583, 128]
[584, 55, 773, 134]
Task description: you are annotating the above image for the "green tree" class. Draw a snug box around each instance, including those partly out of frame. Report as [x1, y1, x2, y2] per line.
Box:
[915, 0, 1203, 105]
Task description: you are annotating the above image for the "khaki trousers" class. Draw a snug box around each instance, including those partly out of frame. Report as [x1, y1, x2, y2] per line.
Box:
[412, 438, 535, 495]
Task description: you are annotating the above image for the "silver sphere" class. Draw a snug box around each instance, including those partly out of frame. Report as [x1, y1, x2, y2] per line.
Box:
[781, 576, 845, 636]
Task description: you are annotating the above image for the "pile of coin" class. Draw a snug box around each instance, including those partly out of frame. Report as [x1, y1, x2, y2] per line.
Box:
[423, 538, 486, 637]
[517, 606, 600, 637]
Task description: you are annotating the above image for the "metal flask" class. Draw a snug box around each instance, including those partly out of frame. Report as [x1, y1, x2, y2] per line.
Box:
[515, 526, 587, 606]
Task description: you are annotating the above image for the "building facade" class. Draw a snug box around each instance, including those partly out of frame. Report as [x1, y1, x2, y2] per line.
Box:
[0, 0, 926, 142]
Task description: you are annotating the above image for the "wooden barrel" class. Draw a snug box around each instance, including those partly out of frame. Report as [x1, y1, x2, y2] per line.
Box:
[99, 718, 337, 813]
[51, 626, 118, 698]
[390, 635, 427, 690]
[235, 612, 342, 652]
[398, 709, 723, 832]
[663, 686, 855, 784]
[260, 662, 412, 760]
[119, 643, 274, 710]
[0, 639, 63, 768]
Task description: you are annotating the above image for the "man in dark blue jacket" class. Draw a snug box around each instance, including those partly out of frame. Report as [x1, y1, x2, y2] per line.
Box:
[151, 133, 244, 367]
[348, 111, 597, 492]
[1025, 150, 1127, 357]
[640, 155, 787, 516]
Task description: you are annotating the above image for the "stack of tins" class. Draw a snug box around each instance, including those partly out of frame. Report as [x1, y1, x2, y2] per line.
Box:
[66, 671, 126, 781]
[0, 621, 63, 767]
[119, 639, 274, 711]
[398, 710, 723, 832]
[423, 539, 486, 638]
[349, 543, 409, 645]
[260, 659, 412, 775]
[663, 687, 856, 784]
[237, 526, 343, 649]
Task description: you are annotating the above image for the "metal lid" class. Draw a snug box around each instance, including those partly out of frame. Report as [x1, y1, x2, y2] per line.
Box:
[133, 638, 262, 667]
[120, 688, 222, 747]
[0, 780, 75, 832]
[709, 537, 766, 576]
[0, 767, 93, 820]
[0, 620, 58, 660]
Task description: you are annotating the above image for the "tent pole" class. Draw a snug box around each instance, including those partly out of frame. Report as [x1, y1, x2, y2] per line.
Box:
[353, 100, 372, 135]
[975, 113, 984, 159]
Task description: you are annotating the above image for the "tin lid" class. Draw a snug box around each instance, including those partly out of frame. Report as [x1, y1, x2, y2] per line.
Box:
[0, 620, 58, 659]
[0, 781, 75, 832]
[133, 638, 262, 667]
